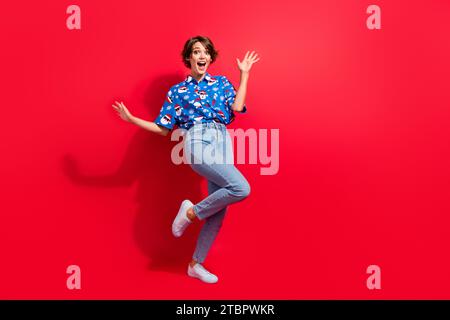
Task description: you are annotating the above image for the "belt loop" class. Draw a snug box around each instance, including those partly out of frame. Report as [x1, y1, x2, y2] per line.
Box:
[215, 121, 219, 141]
[217, 122, 220, 141]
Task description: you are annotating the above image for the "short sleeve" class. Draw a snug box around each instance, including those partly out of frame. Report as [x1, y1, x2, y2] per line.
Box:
[154, 88, 177, 130]
[222, 76, 247, 114]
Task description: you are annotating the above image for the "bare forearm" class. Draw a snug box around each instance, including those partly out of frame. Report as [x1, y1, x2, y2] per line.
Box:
[130, 116, 169, 136]
[232, 72, 249, 112]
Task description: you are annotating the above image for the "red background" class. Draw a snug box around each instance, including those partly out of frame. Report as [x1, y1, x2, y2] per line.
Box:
[1, 0, 449, 299]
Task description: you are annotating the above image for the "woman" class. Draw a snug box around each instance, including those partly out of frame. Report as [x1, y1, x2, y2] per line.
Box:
[112, 36, 259, 284]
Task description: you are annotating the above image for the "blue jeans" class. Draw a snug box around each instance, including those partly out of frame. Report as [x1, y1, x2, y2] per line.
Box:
[184, 122, 251, 263]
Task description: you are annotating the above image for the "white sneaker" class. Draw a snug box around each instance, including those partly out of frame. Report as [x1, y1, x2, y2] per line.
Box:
[187, 263, 219, 284]
[172, 200, 194, 237]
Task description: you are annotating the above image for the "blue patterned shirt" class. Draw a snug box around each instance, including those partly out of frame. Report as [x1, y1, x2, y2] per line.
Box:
[154, 72, 247, 131]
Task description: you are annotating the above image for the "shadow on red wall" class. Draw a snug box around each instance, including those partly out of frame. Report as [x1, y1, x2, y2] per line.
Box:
[62, 74, 204, 275]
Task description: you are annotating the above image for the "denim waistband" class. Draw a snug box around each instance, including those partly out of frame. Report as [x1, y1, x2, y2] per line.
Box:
[187, 121, 226, 133]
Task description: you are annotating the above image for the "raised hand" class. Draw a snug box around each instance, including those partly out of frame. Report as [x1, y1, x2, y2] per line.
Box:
[236, 51, 260, 73]
[112, 101, 134, 123]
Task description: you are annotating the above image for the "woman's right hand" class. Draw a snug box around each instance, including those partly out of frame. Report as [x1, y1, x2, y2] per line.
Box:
[112, 101, 134, 123]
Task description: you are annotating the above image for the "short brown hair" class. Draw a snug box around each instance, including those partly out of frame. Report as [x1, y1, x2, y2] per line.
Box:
[181, 36, 218, 68]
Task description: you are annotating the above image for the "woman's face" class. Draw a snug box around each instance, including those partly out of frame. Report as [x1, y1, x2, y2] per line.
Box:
[189, 41, 211, 76]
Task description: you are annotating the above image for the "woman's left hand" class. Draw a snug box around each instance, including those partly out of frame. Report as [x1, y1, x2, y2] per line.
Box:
[237, 51, 260, 73]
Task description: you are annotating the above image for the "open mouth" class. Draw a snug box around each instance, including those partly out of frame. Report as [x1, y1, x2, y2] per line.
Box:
[197, 61, 207, 70]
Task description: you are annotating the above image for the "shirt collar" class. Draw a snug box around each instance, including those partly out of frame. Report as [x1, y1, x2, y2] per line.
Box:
[186, 72, 212, 84]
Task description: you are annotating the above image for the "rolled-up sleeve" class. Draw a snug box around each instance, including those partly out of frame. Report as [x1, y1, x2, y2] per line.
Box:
[154, 88, 177, 130]
[222, 76, 247, 114]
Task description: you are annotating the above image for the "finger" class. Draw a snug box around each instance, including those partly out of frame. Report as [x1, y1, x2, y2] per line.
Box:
[244, 51, 249, 60]
[236, 58, 241, 64]
[250, 53, 259, 61]
[253, 57, 260, 63]
[248, 51, 256, 60]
